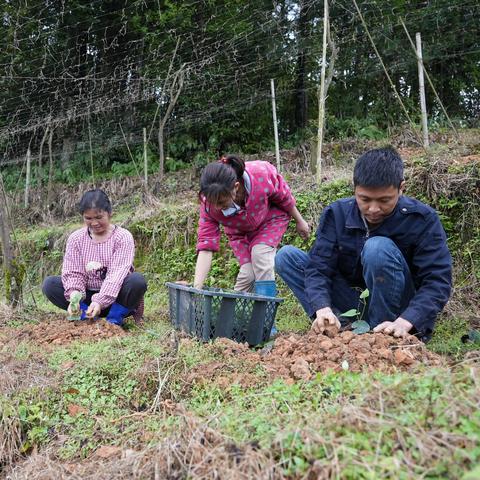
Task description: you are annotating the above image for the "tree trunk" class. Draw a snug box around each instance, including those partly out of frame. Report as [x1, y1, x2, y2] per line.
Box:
[0, 189, 22, 307]
[294, 0, 309, 131]
[47, 128, 55, 208]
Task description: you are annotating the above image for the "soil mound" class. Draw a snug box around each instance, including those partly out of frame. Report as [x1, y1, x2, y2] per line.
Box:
[2, 317, 125, 350]
[261, 329, 442, 381]
[188, 328, 443, 385]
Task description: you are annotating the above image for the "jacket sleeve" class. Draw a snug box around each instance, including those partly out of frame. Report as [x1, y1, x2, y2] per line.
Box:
[401, 212, 452, 336]
[304, 206, 339, 316]
[91, 230, 135, 309]
[196, 201, 221, 253]
[62, 234, 87, 301]
[265, 163, 296, 212]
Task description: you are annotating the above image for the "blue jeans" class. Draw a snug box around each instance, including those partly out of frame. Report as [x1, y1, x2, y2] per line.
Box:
[275, 237, 415, 328]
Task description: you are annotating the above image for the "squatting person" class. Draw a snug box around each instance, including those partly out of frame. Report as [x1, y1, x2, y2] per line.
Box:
[42, 189, 147, 326]
[275, 148, 452, 341]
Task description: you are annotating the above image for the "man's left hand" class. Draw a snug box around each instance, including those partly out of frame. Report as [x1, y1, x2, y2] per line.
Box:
[373, 317, 413, 338]
[86, 302, 102, 318]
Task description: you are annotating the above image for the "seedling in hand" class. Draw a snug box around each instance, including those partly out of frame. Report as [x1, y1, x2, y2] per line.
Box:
[67, 291, 83, 321]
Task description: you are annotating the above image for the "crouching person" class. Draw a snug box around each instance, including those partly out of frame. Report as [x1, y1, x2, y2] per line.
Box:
[42, 189, 147, 326]
[275, 148, 452, 341]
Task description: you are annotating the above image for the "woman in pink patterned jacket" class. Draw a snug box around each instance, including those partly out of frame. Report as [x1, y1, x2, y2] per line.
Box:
[42, 189, 147, 326]
[194, 155, 310, 297]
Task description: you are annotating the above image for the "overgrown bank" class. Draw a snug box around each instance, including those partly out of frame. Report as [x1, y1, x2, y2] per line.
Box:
[1, 138, 480, 478]
[7, 141, 480, 351]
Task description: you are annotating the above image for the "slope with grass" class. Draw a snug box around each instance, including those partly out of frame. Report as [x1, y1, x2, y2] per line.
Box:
[1, 133, 480, 479]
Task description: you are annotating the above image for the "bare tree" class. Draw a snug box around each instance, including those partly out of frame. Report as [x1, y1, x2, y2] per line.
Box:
[0, 177, 22, 306]
[158, 67, 185, 179]
[315, 0, 339, 183]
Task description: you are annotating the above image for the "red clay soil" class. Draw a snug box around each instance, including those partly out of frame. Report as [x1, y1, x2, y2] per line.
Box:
[1, 316, 125, 350]
[187, 327, 443, 385]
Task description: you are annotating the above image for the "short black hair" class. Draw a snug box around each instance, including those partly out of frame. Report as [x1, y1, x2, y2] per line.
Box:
[78, 189, 112, 214]
[353, 148, 404, 189]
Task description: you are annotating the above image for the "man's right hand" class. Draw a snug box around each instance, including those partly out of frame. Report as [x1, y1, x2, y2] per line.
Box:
[311, 307, 341, 334]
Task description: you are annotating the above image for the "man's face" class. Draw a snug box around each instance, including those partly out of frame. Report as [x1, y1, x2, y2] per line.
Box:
[354, 182, 404, 225]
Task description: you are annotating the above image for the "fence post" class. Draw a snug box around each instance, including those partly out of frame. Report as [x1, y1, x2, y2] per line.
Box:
[24, 148, 31, 208]
[270, 78, 281, 171]
[316, 0, 329, 184]
[416, 32, 429, 148]
[143, 127, 148, 187]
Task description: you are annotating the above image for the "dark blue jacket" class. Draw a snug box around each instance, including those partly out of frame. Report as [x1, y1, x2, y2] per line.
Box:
[305, 195, 452, 336]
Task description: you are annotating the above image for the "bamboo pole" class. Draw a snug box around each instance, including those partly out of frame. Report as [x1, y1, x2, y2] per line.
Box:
[143, 127, 148, 186]
[24, 148, 31, 208]
[416, 33, 429, 148]
[316, 0, 329, 185]
[270, 78, 281, 171]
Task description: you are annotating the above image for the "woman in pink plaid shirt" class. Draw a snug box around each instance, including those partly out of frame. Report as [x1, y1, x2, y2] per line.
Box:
[42, 189, 147, 325]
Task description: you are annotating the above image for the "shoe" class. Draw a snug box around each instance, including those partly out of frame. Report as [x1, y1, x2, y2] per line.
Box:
[106, 302, 131, 326]
[79, 301, 89, 320]
[254, 280, 278, 338]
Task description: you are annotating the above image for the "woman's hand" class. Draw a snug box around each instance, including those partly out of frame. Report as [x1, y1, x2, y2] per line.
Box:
[288, 205, 310, 240]
[296, 218, 311, 240]
[193, 251, 213, 290]
[86, 301, 102, 318]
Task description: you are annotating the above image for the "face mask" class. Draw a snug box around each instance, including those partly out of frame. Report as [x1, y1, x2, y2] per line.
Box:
[222, 202, 241, 217]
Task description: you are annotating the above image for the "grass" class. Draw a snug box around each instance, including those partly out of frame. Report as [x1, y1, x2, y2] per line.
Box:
[2, 320, 479, 477]
[2, 134, 480, 477]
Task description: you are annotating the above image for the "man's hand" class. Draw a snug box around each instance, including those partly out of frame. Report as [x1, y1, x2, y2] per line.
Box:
[373, 317, 413, 338]
[86, 301, 102, 318]
[295, 218, 311, 240]
[311, 307, 341, 334]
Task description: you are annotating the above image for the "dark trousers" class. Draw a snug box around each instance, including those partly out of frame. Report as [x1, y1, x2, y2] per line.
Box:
[42, 273, 147, 316]
[275, 238, 416, 327]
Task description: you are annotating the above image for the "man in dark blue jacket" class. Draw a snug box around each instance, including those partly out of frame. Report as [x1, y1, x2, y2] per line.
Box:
[275, 148, 452, 340]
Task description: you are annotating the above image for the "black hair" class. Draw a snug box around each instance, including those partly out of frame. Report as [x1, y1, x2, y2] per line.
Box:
[353, 147, 404, 189]
[199, 155, 245, 205]
[78, 189, 112, 214]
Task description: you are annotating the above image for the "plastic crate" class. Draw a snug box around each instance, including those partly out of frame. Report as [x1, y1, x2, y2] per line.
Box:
[166, 282, 283, 346]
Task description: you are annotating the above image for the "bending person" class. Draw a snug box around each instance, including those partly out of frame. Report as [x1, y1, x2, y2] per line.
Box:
[42, 189, 147, 326]
[275, 148, 452, 341]
[194, 155, 310, 297]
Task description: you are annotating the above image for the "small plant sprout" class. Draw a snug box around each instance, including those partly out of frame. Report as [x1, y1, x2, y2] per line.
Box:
[67, 291, 82, 321]
[340, 289, 371, 334]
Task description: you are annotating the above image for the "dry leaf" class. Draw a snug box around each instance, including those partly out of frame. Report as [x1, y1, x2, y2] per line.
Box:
[95, 445, 122, 459]
[67, 404, 88, 416]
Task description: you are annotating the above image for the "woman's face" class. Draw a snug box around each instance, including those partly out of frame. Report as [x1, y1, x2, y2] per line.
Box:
[83, 208, 112, 235]
[211, 182, 240, 209]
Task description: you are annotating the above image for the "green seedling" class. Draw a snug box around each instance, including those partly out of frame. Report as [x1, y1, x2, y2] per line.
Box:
[67, 291, 83, 321]
[340, 289, 371, 334]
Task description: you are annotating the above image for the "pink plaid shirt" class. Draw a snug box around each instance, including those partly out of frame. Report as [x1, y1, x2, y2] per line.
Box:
[62, 226, 135, 309]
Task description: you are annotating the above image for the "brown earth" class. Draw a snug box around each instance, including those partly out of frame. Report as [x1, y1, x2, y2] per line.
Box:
[186, 327, 443, 386]
[0, 316, 125, 351]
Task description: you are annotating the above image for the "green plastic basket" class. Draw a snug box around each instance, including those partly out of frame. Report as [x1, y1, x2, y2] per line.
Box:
[166, 282, 283, 346]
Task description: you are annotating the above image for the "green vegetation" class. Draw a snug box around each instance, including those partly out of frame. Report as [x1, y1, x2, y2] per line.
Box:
[1, 136, 479, 477]
[2, 1, 479, 192]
